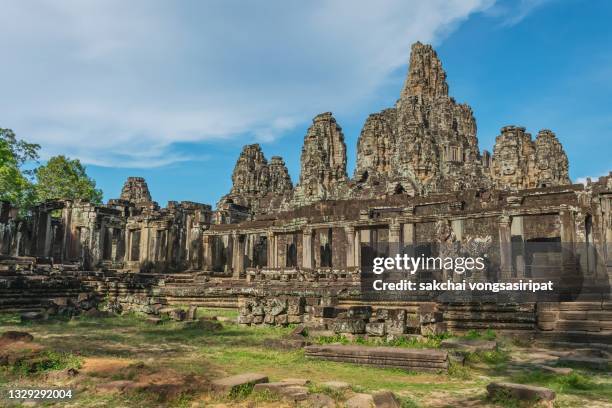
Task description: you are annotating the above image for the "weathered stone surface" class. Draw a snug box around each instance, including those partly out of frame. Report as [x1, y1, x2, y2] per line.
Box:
[218, 144, 292, 213]
[0, 331, 33, 344]
[292, 112, 349, 205]
[487, 382, 556, 402]
[253, 382, 309, 401]
[491, 127, 570, 189]
[346, 393, 374, 408]
[556, 356, 610, 370]
[120, 177, 153, 206]
[211, 372, 268, 395]
[305, 344, 448, 372]
[536, 364, 573, 375]
[440, 338, 497, 352]
[372, 390, 401, 408]
[304, 393, 336, 408]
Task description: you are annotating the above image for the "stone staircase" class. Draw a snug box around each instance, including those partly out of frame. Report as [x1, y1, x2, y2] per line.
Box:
[536, 301, 612, 346]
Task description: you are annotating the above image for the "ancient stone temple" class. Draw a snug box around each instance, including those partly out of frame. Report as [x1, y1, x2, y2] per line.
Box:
[1, 42, 610, 345]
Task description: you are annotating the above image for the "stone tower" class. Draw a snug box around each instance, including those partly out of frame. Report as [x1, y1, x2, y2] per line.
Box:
[491, 126, 570, 189]
[292, 112, 349, 205]
[120, 177, 153, 206]
[218, 144, 292, 212]
[355, 41, 488, 195]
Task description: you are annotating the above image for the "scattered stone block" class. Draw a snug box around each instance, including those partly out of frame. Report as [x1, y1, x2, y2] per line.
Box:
[372, 390, 401, 407]
[280, 378, 310, 386]
[291, 324, 307, 336]
[536, 365, 573, 375]
[305, 344, 448, 372]
[331, 318, 366, 334]
[487, 382, 555, 402]
[187, 305, 198, 321]
[440, 338, 497, 352]
[557, 356, 610, 370]
[0, 331, 33, 343]
[20, 311, 44, 322]
[366, 322, 386, 336]
[145, 317, 163, 325]
[211, 372, 268, 396]
[346, 393, 374, 408]
[253, 382, 309, 401]
[304, 393, 335, 408]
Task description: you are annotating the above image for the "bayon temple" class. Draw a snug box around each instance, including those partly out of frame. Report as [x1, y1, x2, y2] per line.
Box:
[1, 43, 611, 343]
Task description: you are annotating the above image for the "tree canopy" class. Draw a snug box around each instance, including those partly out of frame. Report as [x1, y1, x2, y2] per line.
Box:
[0, 128, 104, 211]
[34, 155, 103, 204]
[0, 129, 38, 209]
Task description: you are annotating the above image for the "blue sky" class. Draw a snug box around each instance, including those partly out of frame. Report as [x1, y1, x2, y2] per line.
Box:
[1, 0, 611, 206]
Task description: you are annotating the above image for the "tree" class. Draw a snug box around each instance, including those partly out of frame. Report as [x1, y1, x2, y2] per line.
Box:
[0, 129, 38, 209]
[35, 156, 103, 204]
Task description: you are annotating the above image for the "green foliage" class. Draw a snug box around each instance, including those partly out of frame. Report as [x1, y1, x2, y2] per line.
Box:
[0, 128, 40, 168]
[465, 349, 509, 367]
[464, 329, 496, 340]
[0, 129, 39, 209]
[399, 396, 420, 408]
[512, 370, 600, 394]
[12, 350, 82, 375]
[307, 383, 348, 401]
[34, 155, 103, 203]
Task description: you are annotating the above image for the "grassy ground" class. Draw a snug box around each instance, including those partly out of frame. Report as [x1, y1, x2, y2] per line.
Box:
[0, 310, 610, 407]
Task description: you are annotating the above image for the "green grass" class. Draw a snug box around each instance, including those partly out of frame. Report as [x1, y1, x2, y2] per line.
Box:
[463, 328, 497, 341]
[315, 332, 451, 349]
[1, 311, 611, 407]
[511, 370, 612, 399]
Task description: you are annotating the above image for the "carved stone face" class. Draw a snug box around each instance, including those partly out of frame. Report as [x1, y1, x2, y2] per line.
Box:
[536, 143, 551, 170]
[499, 143, 518, 176]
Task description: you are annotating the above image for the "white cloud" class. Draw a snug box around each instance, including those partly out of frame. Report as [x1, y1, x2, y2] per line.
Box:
[1, 0, 497, 168]
[484, 0, 554, 27]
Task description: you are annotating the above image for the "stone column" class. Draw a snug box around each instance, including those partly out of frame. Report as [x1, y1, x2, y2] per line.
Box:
[559, 207, 576, 276]
[389, 220, 401, 257]
[267, 230, 276, 268]
[510, 216, 525, 278]
[302, 228, 313, 269]
[140, 223, 151, 263]
[451, 219, 464, 242]
[202, 235, 212, 270]
[232, 232, 244, 278]
[498, 215, 513, 280]
[345, 225, 355, 268]
[223, 233, 232, 273]
[402, 223, 415, 256]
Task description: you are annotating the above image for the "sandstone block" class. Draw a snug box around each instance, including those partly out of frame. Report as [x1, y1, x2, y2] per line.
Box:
[212, 373, 268, 396]
[487, 382, 555, 402]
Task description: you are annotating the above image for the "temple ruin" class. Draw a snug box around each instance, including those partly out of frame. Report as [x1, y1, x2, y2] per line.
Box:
[1, 42, 611, 345]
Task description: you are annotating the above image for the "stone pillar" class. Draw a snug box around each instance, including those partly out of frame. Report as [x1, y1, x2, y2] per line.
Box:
[559, 208, 576, 276]
[140, 223, 151, 262]
[202, 235, 212, 270]
[246, 234, 255, 268]
[510, 216, 525, 278]
[232, 233, 245, 278]
[302, 228, 313, 269]
[451, 219, 464, 242]
[345, 225, 355, 268]
[267, 230, 276, 268]
[389, 221, 400, 243]
[389, 220, 401, 257]
[498, 215, 513, 280]
[222, 234, 231, 273]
